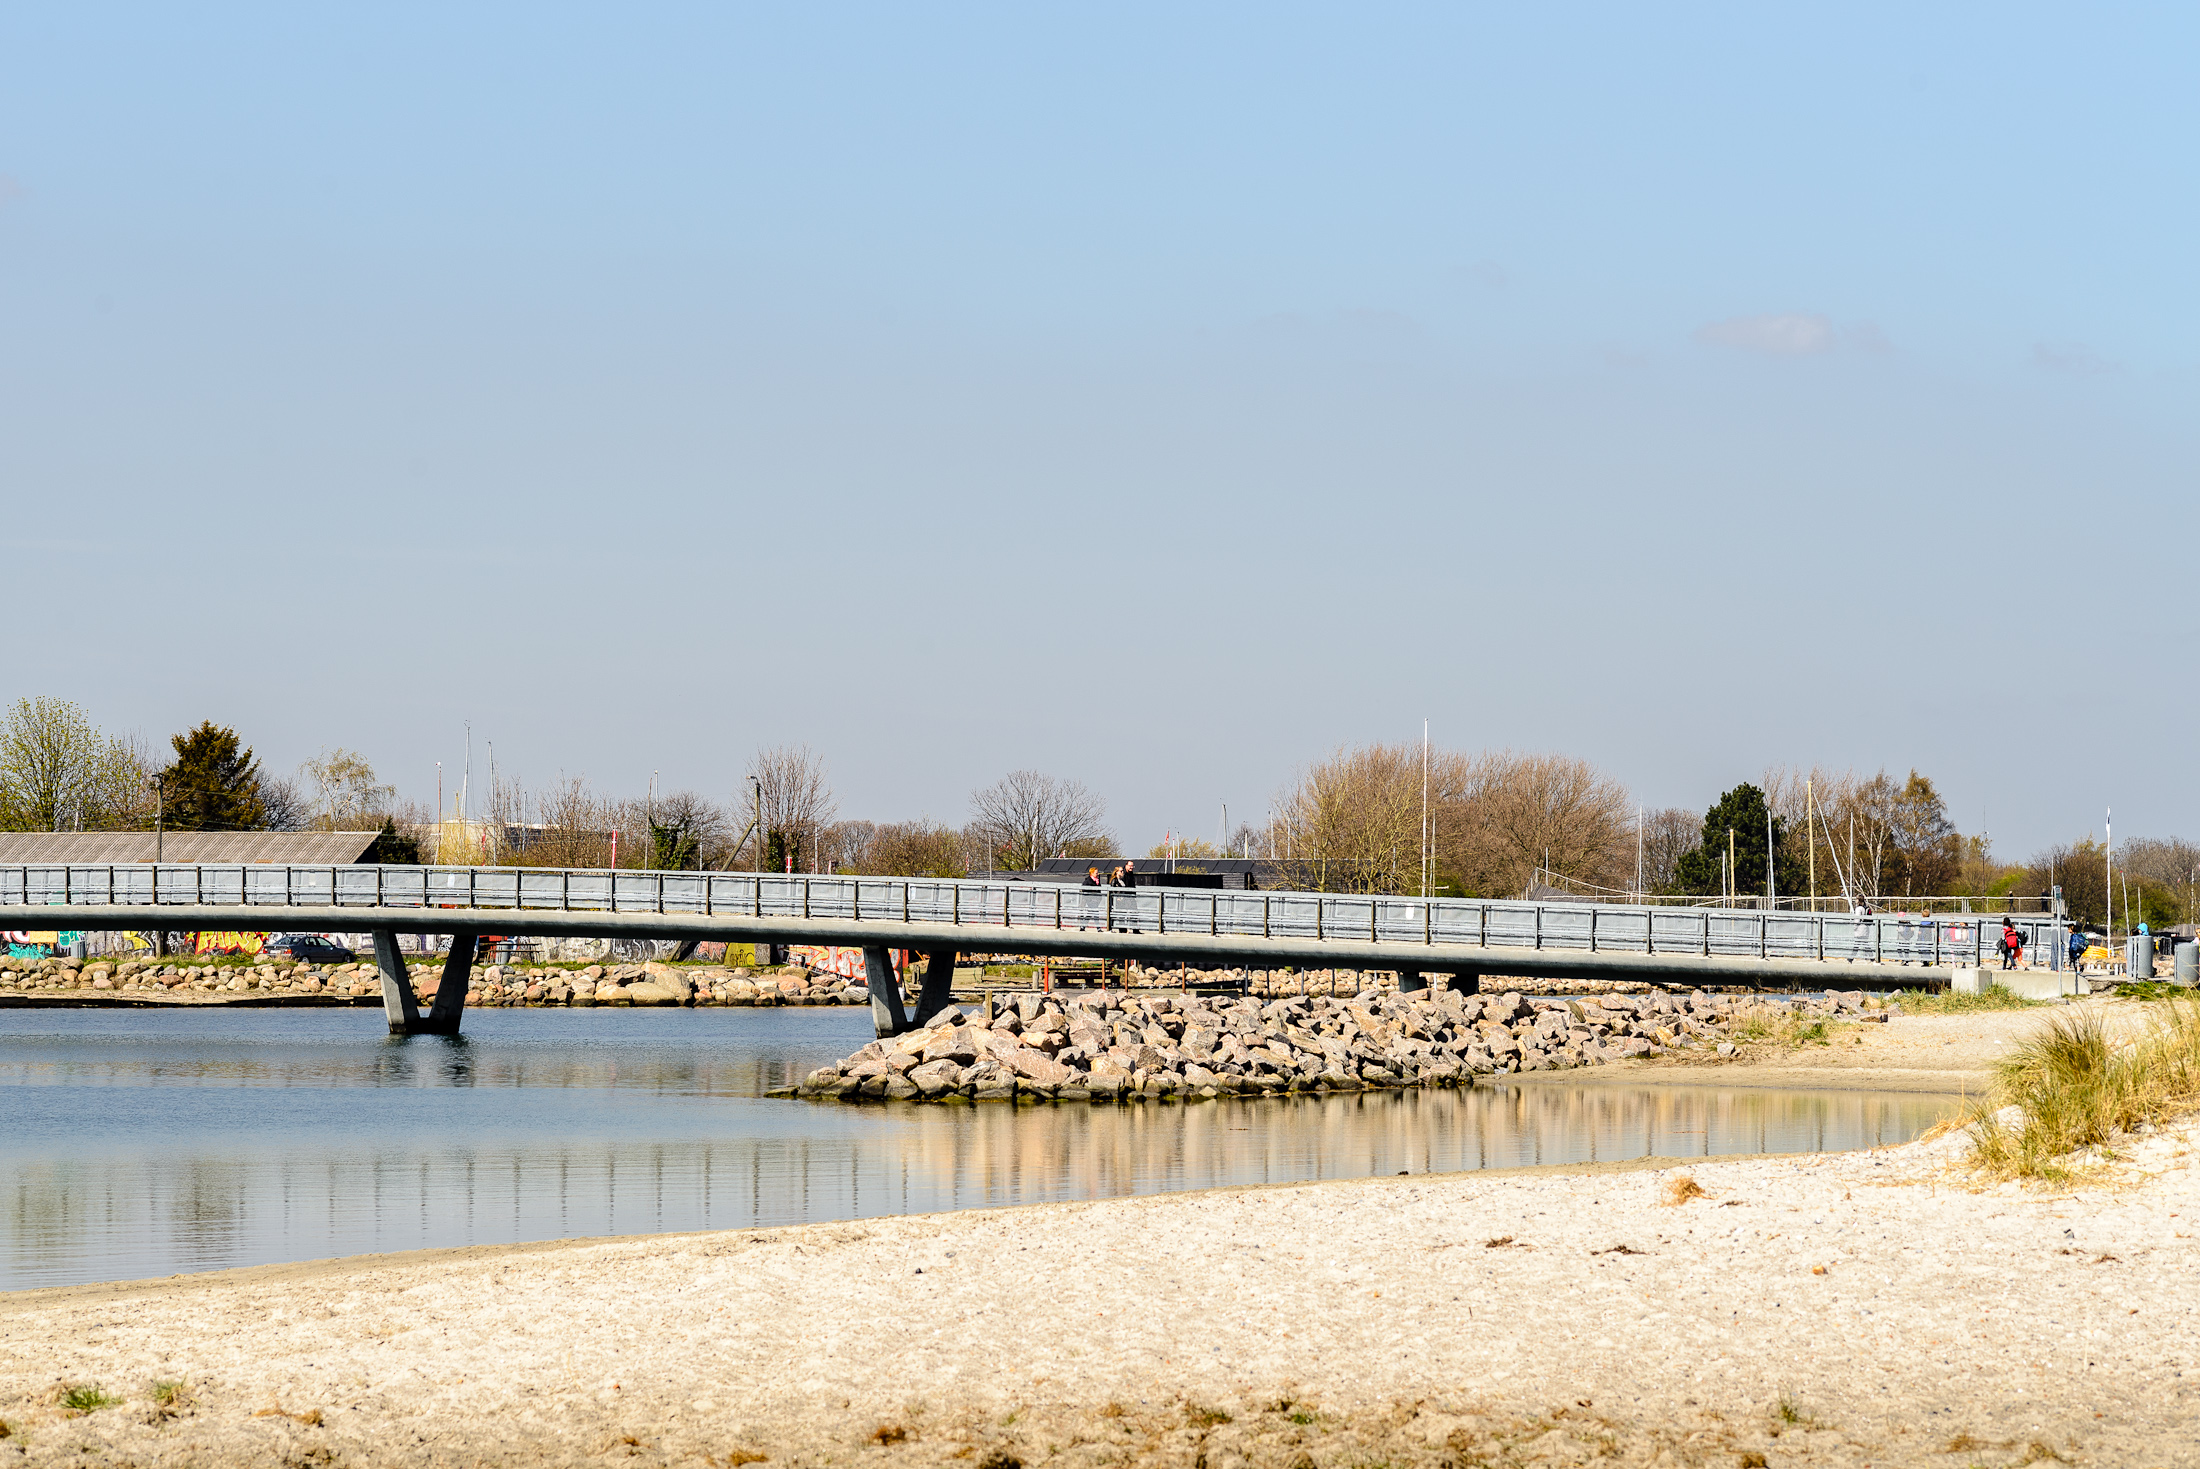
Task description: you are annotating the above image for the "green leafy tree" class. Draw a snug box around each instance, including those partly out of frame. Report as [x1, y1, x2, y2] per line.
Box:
[0, 696, 150, 830]
[160, 722, 267, 831]
[1674, 782, 1809, 899]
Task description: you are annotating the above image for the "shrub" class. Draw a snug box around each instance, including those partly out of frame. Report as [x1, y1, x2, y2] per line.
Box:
[1968, 1000, 2200, 1182]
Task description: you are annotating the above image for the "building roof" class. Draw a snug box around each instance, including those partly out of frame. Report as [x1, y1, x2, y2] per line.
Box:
[0, 831, 384, 865]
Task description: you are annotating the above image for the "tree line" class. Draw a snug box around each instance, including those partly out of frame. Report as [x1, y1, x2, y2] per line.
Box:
[1272, 741, 2195, 925]
[0, 697, 417, 859]
[3, 696, 2189, 924]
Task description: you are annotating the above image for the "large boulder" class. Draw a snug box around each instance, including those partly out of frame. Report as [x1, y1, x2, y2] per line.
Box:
[967, 1060, 1018, 1100]
[641, 963, 694, 1002]
[908, 1059, 965, 1097]
[1002, 1049, 1072, 1087]
[922, 1026, 983, 1065]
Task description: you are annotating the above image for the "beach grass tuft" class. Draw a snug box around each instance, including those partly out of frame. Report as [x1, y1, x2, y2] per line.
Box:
[58, 1384, 120, 1414]
[1896, 984, 2040, 1015]
[1968, 999, 2200, 1182]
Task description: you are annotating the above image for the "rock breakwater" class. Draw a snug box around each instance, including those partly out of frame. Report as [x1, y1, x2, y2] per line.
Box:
[798, 985, 1903, 1102]
[0, 955, 869, 1007]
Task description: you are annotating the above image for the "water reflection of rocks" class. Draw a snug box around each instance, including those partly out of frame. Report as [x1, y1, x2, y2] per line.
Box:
[0, 1081, 1952, 1290]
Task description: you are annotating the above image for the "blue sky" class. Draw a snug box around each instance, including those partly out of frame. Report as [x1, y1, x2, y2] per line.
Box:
[2, 3, 2192, 856]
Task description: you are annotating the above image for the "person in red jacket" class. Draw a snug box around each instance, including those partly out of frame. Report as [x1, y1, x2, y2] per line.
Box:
[2000, 919, 2023, 971]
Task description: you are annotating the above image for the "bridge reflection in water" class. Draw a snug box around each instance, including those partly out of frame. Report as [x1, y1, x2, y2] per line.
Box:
[1, 1007, 1957, 1289]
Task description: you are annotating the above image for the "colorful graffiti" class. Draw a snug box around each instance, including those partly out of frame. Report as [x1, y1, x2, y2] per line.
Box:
[191, 931, 266, 957]
[4, 930, 85, 959]
[791, 945, 904, 981]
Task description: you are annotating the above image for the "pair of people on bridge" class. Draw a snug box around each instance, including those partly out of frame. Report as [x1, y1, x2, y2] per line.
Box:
[1082, 861, 1137, 888]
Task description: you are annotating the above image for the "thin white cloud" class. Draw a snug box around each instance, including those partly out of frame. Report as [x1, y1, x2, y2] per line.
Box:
[1694, 313, 1835, 356]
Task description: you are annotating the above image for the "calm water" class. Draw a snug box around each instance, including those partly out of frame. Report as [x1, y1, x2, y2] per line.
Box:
[0, 1008, 1957, 1290]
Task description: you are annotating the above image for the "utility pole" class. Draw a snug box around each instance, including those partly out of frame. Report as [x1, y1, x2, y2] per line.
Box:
[1635, 804, 1643, 903]
[1727, 828, 1735, 905]
[2106, 809, 2114, 946]
[1420, 720, 1430, 899]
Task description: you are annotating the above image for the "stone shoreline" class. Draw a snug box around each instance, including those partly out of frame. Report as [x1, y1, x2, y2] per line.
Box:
[799, 984, 1904, 1102]
[0, 955, 870, 1007]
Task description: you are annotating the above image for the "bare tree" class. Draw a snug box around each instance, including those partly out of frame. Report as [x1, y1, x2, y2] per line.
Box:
[1635, 807, 1700, 894]
[299, 748, 398, 830]
[1448, 751, 1632, 899]
[750, 745, 837, 873]
[0, 697, 150, 831]
[259, 775, 312, 832]
[834, 819, 971, 877]
[1888, 770, 1959, 895]
[504, 774, 617, 868]
[646, 789, 729, 870]
[1273, 743, 1630, 898]
[2024, 838, 2110, 927]
[968, 770, 1111, 872]
[2116, 836, 2200, 892]
[1274, 744, 1444, 893]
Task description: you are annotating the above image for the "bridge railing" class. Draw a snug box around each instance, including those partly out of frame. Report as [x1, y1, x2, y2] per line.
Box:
[0, 864, 2060, 969]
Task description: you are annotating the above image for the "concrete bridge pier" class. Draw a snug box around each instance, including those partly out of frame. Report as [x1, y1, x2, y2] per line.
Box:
[374, 931, 419, 1033]
[865, 946, 910, 1036]
[416, 934, 474, 1035]
[1446, 972, 1480, 995]
[1398, 970, 1428, 993]
[912, 948, 958, 1028]
[865, 946, 960, 1036]
[379, 931, 471, 1036]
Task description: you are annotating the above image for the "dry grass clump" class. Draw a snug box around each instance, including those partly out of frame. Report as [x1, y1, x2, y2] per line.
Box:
[1968, 999, 2200, 1182]
[1661, 1175, 1708, 1206]
[1724, 1005, 1838, 1052]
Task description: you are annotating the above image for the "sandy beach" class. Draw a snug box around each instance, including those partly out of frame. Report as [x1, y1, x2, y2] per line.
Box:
[4, 998, 2194, 1468]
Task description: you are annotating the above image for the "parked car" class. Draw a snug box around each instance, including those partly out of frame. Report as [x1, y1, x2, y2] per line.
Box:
[264, 934, 356, 964]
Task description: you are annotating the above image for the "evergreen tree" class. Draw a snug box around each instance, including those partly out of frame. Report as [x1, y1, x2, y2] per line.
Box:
[1673, 782, 1808, 899]
[363, 816, 420, 864]
[160, 722, 267, 831]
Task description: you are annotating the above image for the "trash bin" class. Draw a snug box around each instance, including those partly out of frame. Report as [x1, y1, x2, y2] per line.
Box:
[2176, 941, 2197, 989]
[2127, 935, 2156, 982]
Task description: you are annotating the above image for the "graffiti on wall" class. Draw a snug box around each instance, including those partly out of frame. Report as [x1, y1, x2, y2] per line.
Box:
[191, 932, 266, 957]
[4, 930, 85, 959]
[791, 946, 904, 981]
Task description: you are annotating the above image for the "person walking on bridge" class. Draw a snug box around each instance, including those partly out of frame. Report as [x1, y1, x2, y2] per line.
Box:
[2068, 926, 2088, 974]
[1999, 918, 2023, 972]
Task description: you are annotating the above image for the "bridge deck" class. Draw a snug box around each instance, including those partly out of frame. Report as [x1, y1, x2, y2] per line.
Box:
[0, 864, 2057, 991]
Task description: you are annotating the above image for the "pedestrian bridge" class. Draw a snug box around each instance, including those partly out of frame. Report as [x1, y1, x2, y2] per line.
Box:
[1, 864, 2048, 1036]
